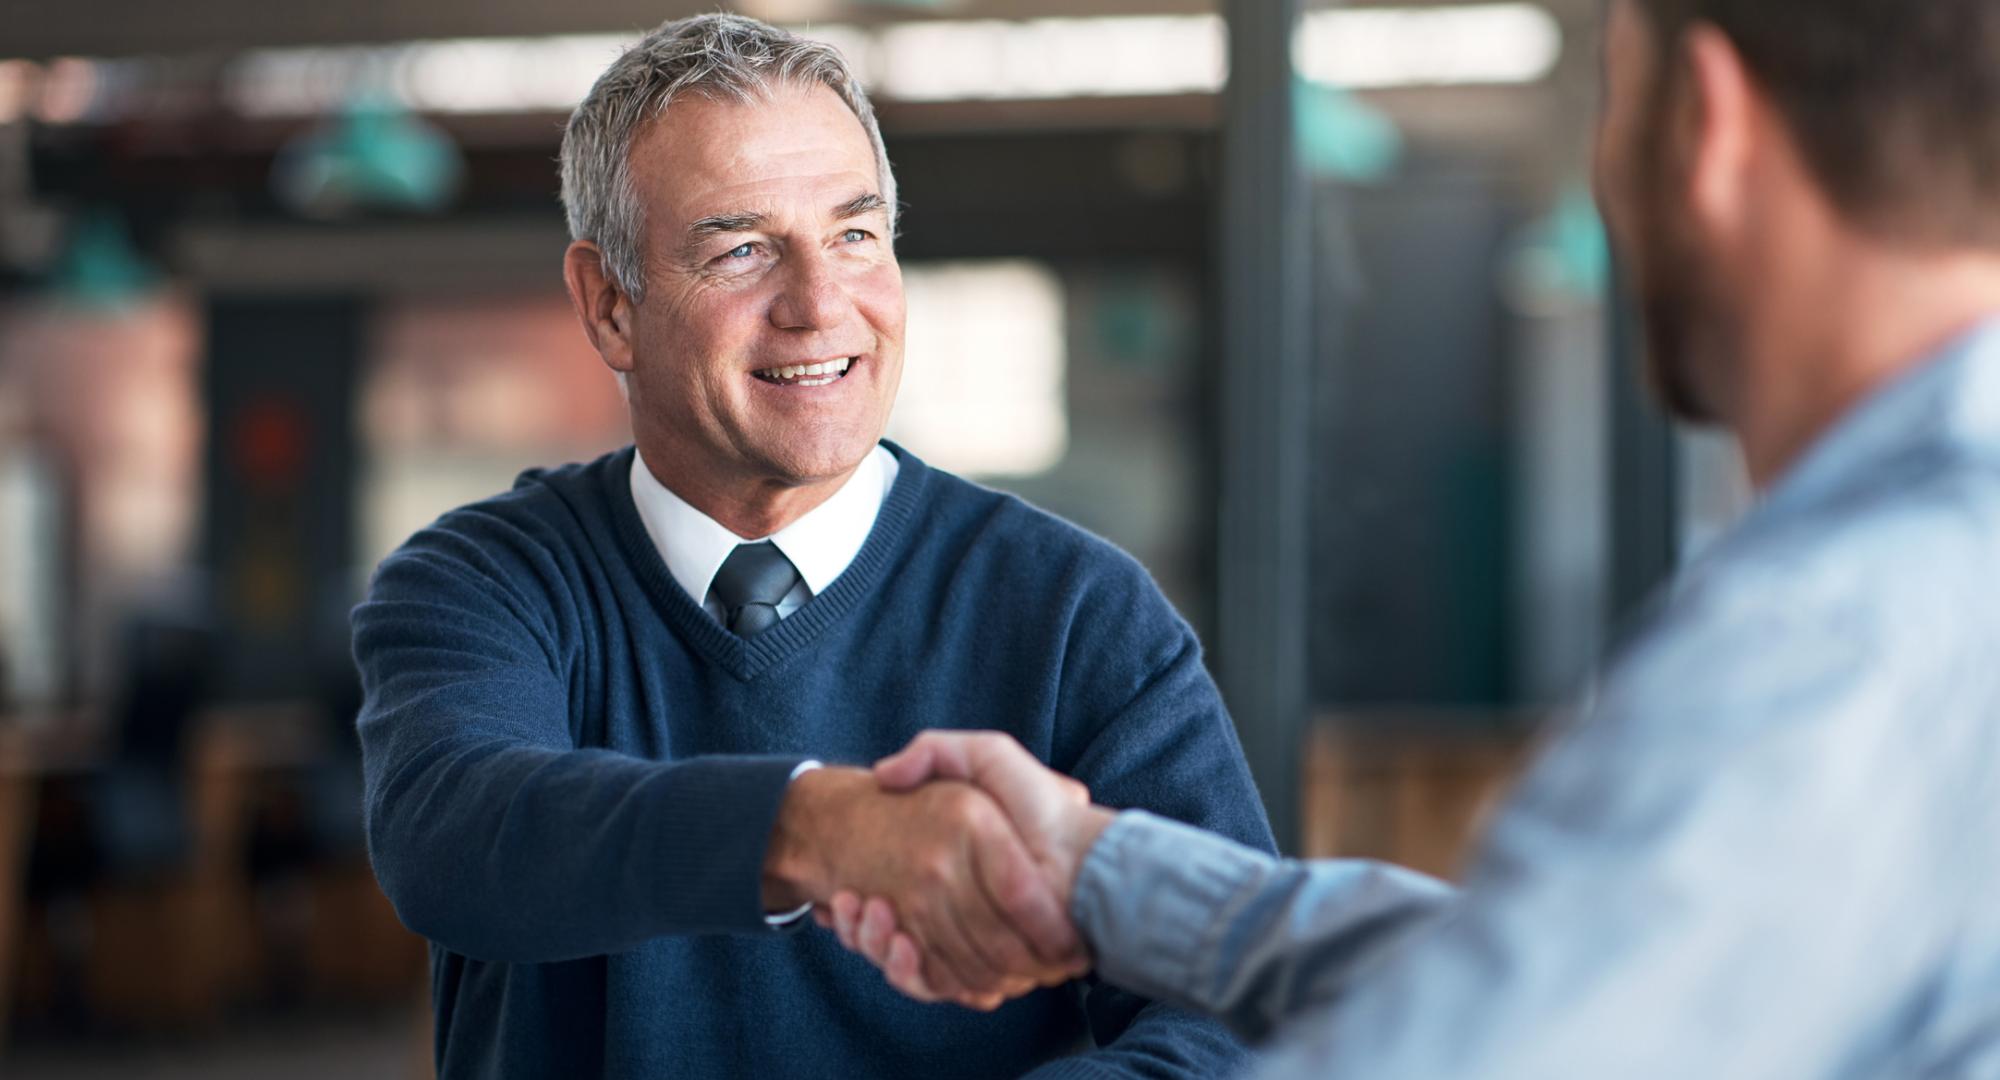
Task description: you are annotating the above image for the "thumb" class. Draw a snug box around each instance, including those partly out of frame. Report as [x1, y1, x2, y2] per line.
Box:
[872, 739, 934, 789]
[875, 731, 985, 790]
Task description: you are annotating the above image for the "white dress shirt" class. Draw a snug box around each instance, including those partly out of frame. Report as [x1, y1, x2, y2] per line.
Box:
[627, 442, 898, 926]
[628, 443, 899, 623]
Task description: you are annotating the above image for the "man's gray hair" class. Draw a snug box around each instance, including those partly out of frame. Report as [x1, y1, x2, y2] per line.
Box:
[560, 13, 898, 304]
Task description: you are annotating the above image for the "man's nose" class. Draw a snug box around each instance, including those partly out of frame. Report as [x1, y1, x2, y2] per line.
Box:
[769, 249, 853, 331]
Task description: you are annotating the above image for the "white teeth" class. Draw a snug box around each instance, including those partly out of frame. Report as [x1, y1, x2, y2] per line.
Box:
[756, 358, 854, 384]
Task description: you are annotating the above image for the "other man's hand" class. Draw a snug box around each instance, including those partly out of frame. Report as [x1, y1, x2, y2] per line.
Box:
[763, 766, 1086, 1009]
[819, 733, 1116, 1005]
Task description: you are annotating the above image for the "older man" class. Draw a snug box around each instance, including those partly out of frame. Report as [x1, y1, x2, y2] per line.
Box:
[835, 0, 2000, 1075]
[351, 12, 1271, 1080]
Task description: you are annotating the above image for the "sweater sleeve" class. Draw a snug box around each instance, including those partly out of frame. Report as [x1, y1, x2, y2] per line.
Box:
[1031, 550, 1281, 1079]
[352, 516, 807, 963]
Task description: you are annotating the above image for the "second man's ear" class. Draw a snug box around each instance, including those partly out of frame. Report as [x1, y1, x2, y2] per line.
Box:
[1679, 24, 1760, 241]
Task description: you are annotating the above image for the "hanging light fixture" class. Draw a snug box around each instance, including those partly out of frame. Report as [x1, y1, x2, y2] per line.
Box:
[270, 94, 463, 220]
[49, 208, 158, 307]
[1294, 80, 1403, 184]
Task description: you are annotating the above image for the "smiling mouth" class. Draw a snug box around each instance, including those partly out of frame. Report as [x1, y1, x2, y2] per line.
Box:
[752, 357, 856, 387]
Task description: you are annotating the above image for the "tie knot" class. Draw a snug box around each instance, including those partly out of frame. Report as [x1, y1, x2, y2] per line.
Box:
[710, 542, 801, 637]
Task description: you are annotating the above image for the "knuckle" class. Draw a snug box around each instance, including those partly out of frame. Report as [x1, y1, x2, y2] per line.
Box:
[917, 851, 958, 887]
[942, 793, 998, 834]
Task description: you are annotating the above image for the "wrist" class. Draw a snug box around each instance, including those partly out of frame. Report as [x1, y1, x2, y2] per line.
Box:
[762, 765, 873, 909]
[1051, 804, 1117, 907]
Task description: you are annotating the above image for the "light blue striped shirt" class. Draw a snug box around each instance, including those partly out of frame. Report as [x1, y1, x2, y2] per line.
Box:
[1074, 319, 2000, 1078]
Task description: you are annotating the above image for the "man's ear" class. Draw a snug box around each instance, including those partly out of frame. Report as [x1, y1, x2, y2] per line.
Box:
[563, 241, 637, 375]
[1678, 23, 1758, 242]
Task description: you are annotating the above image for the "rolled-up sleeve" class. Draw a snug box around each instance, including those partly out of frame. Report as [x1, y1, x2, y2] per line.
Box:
[1073, 811, 1454, 1044]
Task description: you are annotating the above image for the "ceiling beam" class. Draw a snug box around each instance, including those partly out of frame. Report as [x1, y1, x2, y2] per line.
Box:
[7, 0, 1601, 61]
[7, 0, 1214, 59]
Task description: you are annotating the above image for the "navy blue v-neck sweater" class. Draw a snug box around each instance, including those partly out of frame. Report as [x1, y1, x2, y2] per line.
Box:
[353, 443, 1275, 1079]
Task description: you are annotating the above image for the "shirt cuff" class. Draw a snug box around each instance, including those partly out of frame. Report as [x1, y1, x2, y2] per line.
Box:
[763, 760, 824, 929]
[1072, 809, 1274, 1003]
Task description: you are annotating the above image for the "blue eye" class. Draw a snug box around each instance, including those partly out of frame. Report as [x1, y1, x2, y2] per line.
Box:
[842, 229, 868, 243]
[726, 242, 756, 259]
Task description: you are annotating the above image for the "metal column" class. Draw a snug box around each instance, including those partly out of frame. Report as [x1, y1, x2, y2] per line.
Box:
[1217, 0, 1314, 853]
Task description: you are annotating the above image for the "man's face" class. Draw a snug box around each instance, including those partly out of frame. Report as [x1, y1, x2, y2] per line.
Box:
[1594, 0, 1734, 423]
[622, 82, 905, 490]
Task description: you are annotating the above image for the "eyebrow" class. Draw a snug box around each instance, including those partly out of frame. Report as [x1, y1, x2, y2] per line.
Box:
[834, 192, 888, 220]
[682, 192, 888, 250]
[685, 211, 767, 243]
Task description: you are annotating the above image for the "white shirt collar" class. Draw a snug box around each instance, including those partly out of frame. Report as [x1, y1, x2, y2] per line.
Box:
[628, 444, 900, 609]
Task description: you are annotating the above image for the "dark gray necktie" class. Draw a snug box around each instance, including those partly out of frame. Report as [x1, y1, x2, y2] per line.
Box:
[710, 542, 801, 638]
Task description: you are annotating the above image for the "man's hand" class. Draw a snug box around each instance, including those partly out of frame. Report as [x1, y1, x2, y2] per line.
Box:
[816, 733, 1116, 1005]
[763, 765, 1087, 1009]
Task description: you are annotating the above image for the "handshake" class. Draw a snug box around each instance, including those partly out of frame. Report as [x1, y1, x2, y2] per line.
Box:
[761, 732, 1117, 1011]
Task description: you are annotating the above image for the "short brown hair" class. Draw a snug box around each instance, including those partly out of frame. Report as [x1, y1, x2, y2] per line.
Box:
[1635, 0, 2000, 247]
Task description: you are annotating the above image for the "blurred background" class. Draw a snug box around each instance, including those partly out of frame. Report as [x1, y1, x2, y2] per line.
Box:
[0, 0, 1750, 1074]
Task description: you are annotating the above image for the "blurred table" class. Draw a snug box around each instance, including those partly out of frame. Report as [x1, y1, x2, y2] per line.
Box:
[2, 705, 421, 1035]
[1302, 712, 1537, 878]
